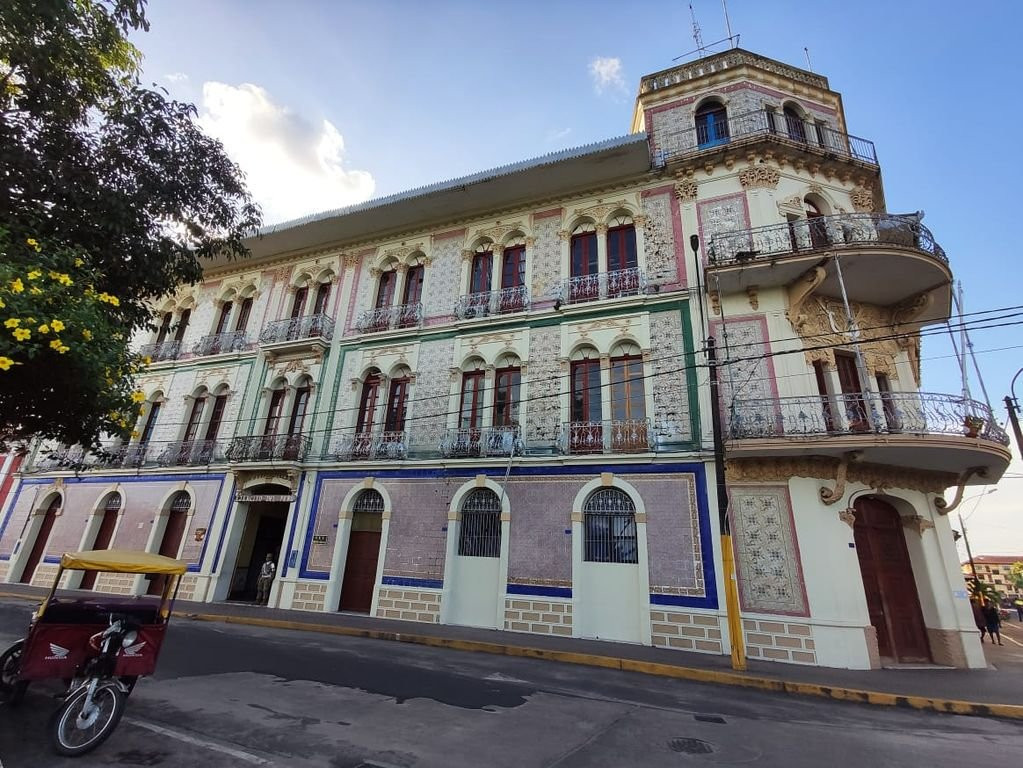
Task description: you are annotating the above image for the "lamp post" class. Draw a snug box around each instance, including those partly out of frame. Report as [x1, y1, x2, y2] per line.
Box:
[955, 488, 997, 581]
[1004, 368, 1023, 456]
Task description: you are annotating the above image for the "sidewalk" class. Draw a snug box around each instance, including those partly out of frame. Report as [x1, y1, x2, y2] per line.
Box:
[2, 583, 1021, 719]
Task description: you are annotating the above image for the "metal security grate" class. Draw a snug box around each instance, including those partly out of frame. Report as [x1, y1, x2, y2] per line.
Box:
[103, 492, 122, 512]
[457, 489, 502, 558]
[169, 491, 191, 512]
[583, 488, 638, 564]
[352, 489, 385, 514]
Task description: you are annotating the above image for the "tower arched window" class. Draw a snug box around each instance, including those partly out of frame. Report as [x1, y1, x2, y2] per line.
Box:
[457, 488, 502, 558]
[784, 105, 807, 143]
[583, 488, 638, 564]
[695, 101, 729, 148]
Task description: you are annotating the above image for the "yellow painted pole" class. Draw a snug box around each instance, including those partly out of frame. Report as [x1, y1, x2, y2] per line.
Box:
[720, 533, 746, 670]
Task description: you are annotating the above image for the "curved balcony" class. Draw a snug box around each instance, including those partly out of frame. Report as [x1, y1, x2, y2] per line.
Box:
[706, 213, 952, 323]
[556, 268, 646, 306]
[227, 434, 310, 463]
[328, 431, 408, 461]
[441, 426, 523, 458]
[258, 314, 333, 356]
[193, 331, 252, 357]
[726, 392, 1010, 480]
[454, 286, 530, 320]
[140, 340, 181, 363]
[355, 303, 423, 333]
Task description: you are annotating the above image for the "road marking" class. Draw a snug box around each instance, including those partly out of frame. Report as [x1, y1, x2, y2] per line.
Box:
[124, 718, 272, 765]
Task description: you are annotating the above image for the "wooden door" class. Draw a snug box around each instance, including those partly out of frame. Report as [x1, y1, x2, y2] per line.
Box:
[835, 352, 868, 431]
[339, 529, 381, 613]
[80, 509, 118, 590]
[853, 498, 931, 663]
[20, 504, 58, 584]
[147, 509, 187, 595]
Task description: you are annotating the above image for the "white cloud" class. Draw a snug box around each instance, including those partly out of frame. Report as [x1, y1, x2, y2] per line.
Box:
[589, 56, 626, 94]
[546, 127, 572, 143]
[197, 82, 375, 224]
[164, 72, 188, 83]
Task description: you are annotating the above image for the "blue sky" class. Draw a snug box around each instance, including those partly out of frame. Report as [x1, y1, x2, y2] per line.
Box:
[134, 0, 1021, 557]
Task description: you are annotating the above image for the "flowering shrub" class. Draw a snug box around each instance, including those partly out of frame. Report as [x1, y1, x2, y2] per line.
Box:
[0, 230, 144, 445]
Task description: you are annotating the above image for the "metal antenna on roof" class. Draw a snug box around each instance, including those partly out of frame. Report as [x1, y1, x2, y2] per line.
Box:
[721, 0, 735, 45]
[690, 3, 705, 54]
[804, 47, 813, 71]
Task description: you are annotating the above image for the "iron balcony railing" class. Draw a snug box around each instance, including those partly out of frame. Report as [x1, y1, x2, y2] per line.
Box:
[707, 212, 947, 267]
[355, 303, 423, 333]
[454, 286, 530, 320]
[556, 267, 646, 306]
[558, 419, 654, 455]
[652, 108, 877, 167]
[329, 430, 409, 461]
[156, 439, 223, 466]
[727, 392, 1009, 445]
[227, 433, 311, 462]
[27, 440, 229, 472]
[440, 426, 523, 458]
[140, 340, 181, 362]
[193, 331, 252, 356]
[259, 314, 334, 345]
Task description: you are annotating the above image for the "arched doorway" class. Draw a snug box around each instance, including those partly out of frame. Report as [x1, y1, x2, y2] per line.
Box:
[80, 492, 121, 590]
[443, 487, 503, 629]
[338, 489, 384, 613]
[853, 497, 931, 663]
[148, 491, 190, 595]
[20, 495, 60, 584]
[227, 484, 290, 602]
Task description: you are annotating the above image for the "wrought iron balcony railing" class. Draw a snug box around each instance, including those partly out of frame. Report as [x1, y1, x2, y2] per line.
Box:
[156, 439, 223, 466]
[727, 392, 1009, 445]
[558, 419, 654, 455]
[454, 286, 530, 320]
[355, 303, 423, 333]
[328, 430, 409, 461]
[651, 108, 877, 167]
[440, 426, 523, 458]
[227, 433, 310, 462]
[707, 213, 946, 267]
[140, 340, 181, 363]
[556, 268, 645, 306]
[193, 331, 252, 357]
[259, 314, 334, 345]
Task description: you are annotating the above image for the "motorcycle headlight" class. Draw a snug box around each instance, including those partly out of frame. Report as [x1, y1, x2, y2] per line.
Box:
[121, 630, 138, 648]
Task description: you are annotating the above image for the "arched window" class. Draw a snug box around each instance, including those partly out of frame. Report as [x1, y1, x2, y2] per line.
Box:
[457, 488, 502, 558]
[290, 285, 308, 319]
[356, 370, 383, 435]
[173, 308, 191, 342]
[375, 269, 397, 309]
[784, 105, 807, 143]
[312, 281, 331, 315]
[234, 296, 254, 332]
[20, 496, 61, 584]
[403, 264, 425, 306]
[609, 342, 648, 451]
[804, 197, 828, 249]
[104, 492, 122, 512]
[569, 347, 603, 453]
[695, 100, 729, 148]
[384, 368, 411, 433]
[138, 398, 162, 445]
[183, 390, 208, 444]
[263, 382, 286, 436]
[155, 312, 173, 345]
[288, 378, 312, 435]
[493, 355, 521, 428]
[606, 217, 637, 273]
[170, 491, 191, 512]
[569, 223, 599, 302]
[82, 493, 120, 588]
[583, 488, 638, 564]
[353, 488, 385, 515]
[458, 359, 486, 432]
[204, 388, 229, 443]
[214, 300, 233, 335]
[470, 245, 493, 295]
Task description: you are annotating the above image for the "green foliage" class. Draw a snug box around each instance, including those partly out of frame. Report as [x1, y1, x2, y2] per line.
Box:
[1009, 562, 1023, 592]
[0, 0, 260, 448]
[967, 577, 1002, 605]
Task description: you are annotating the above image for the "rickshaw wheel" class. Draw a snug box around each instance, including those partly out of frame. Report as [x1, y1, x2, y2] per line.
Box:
[0, 640, 28, 706]
[50, 682, 126, 757]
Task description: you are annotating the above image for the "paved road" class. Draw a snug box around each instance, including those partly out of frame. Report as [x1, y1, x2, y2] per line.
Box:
[0, 600, 1020, 767]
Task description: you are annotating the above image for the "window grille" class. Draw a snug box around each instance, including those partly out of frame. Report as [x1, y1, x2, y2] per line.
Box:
[583, 488, 638, 564]
[103, 493, 122, 512]
[457, 489, 502, 558]
[169, 491, 191, 512]
[352, 489, 385, 515]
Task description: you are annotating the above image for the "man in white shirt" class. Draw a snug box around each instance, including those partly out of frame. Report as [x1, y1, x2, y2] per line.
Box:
[256, 553, 276, 606]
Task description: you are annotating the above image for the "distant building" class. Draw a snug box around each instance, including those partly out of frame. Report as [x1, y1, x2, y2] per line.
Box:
[962, 556, 1022, 599]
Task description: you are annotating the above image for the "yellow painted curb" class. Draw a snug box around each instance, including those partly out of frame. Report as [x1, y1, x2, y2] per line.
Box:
[1, 590, 1020, 721]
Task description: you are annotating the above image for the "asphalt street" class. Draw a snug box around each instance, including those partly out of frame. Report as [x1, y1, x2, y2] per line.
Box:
[0, 599, 1020, 767]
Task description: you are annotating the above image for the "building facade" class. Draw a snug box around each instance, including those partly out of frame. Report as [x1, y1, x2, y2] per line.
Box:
[0, 48, 1010, 669]
[962, 556, 1022, 600]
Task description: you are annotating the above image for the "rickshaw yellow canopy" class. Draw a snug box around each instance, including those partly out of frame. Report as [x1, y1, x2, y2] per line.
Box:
[59, 549, 188, 575]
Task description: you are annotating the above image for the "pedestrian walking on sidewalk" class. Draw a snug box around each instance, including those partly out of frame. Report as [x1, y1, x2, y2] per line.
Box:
[1015, 598, 1023, 622]
[972, 599, 988, 642]
[255, 553, 276, 606]
[981, 600, 1003, 645]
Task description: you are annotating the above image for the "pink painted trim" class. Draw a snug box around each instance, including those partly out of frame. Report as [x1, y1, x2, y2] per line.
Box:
[727, 483, 811, 618]
[343, 260, 363, 335]
[432, 228, 465, 243]
[532, 298, 556, 311]
[532, 207, 562, 221]
[424, 316, 448, 327]
[640, 183, 676, 198]
[696, 192, 751, 265]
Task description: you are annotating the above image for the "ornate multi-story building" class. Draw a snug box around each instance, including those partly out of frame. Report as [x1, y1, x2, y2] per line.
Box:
[0, 48, 1009, 669]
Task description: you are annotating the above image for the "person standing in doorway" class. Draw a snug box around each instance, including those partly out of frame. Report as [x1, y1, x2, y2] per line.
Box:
[981, 600, 1003, 646]
[255, 553, 276, 606]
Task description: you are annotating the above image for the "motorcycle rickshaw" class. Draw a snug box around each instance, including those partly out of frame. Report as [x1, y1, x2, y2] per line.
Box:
[0, 549, 186, 756]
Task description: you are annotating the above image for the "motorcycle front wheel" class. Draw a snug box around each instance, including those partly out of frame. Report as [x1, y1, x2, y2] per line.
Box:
[0, 639, 28, 705]
[50, 682, 126, 756]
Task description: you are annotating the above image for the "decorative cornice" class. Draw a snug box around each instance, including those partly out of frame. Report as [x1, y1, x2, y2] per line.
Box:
[726, 457, 957, 496]
[674, 179, 698, 202]
[738, 166, 780, 189]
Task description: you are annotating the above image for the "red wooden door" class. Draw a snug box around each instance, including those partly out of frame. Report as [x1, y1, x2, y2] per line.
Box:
[148, 510, 187, 595]
[835, 352, 868, 431]
[853, 498, 931, 663]
[20, 503, 58, 584]
[338, 531, 381, 613]
[80, 509, 118, 590]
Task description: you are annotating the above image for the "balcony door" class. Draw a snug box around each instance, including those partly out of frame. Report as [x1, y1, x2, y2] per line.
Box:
[355, 374, 382, 457]
[610, 353, 647, 451]
[457, 370, 485, 454]
[835, 352, 869, 432]
[570, 230, 599, 301]
[499, 246, 525, 311]
[470, 251, 492, 295]
[570, 358, 603, 453]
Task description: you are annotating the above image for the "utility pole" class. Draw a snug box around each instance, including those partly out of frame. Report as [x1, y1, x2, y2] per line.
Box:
[1005, 395, 1023, 456]
[958, 512, 978, 581]
[706, 334, 746, 671]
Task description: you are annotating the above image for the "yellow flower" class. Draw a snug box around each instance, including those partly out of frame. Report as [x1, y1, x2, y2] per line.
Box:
[142, 355, 152, 365]
[0, 298, 5, 309]
[26, 238, 40, 252]
[12, 328, 30, 341]
[74, 258, 84, 267]
[58, 344, 69, 354]
[29, 286, 42, 295]
[130, 390, 146, 403]
[9, 278, 24, 293]
[4, 318, 20, 329]
[0, 356, 14, 371]
[27, 269, 42, 280]
[50, 319, 65, 332]
[131, 430, 140, 439]
[97, 292, 120, 306]
[38, 324, 49, 334]
[49, 339, 63, 351]
[82, 329, 93, 341]
[49, 272, 72, 286]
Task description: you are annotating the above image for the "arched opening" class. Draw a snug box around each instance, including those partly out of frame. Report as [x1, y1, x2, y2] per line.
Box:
[499, 237, 526, 311]
[853, 496, 932, 663]
[227, 483, 291, 602]
[609, 342, 648, 452]
[804, 196, 829, 250]
[583, 488, 638, 565]
[80, 492, 121, 590]
[338, 489, 385, 613]
[569, 222, 599, 302]
[444, 485, 505, 629]
[19, 495, 61, 584]
[695, 100, 729, 148]
[784, 104, 807, 143]
[569, 346, 603, 453]
[148, 491, 191, 595]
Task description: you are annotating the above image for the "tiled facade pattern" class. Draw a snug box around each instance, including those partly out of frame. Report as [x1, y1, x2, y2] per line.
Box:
[630, 474, 704, 596]
[640, 190, 681, 288]
[649, 311, 693, 445]
[523, 327, 562, 444]
[407, 338, 456, 449]
[504, 598, 572, 636]
[424, 231, 464, 322]
[376, 587, 441, 623]
[529, 212, 563, 298]
[742, 619, 817, 665]
[649, 610, 723, 654]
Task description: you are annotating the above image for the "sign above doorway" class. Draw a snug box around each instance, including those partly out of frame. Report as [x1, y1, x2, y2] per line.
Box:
[236, 493, 296, 504]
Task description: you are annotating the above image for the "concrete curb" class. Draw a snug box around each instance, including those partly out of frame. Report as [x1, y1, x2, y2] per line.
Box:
[1, 590, 1019, 720]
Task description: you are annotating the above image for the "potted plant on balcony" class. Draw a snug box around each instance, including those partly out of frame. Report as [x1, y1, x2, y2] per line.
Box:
[963, 414, 985, 438]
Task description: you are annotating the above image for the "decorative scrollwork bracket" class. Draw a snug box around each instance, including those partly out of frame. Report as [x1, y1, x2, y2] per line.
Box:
[933, 466, 987, 515]
[820, 450, 863, 506]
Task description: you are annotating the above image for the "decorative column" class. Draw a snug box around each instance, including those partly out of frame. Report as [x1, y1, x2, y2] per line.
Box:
[599, 353, 612, 450]
[393, 263, 409, 308]
[595, 223, 609, 279]
[490, 244, 504, 309]
[460, 249, 474, 298]
[482, 365, 497, 427]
